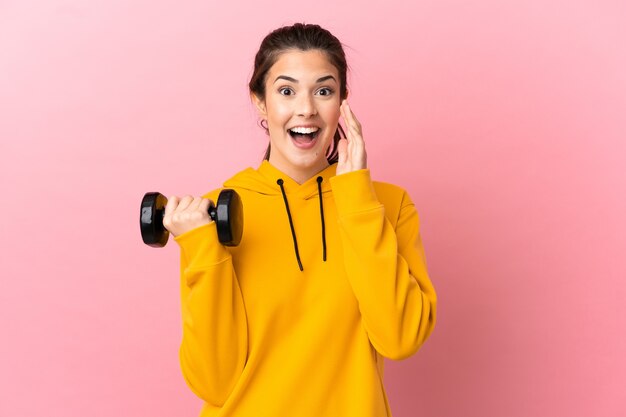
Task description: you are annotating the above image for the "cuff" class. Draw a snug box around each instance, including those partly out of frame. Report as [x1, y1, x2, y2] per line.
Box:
[174, 222, 231, 268]
[330, 169, 381, 215]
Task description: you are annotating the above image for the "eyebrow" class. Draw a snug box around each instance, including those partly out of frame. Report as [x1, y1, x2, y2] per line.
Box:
[273, 75, 337, 84]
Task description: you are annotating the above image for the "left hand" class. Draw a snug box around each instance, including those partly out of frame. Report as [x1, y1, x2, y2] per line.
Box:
[336, 100, 367, 176]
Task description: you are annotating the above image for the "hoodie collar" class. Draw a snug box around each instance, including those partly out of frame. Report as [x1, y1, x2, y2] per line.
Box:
[251, 160, 337, 199]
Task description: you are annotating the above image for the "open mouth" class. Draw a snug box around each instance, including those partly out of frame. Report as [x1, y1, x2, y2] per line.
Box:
[288, 126, 321, 143]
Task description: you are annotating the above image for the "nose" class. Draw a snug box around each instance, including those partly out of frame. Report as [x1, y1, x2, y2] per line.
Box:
[296, 94, 317, 118]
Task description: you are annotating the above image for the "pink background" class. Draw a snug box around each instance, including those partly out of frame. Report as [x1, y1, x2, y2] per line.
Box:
[1, 0, 625, 416]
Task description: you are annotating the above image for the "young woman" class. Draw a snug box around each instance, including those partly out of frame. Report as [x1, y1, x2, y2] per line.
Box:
[163, 23, 437, 417]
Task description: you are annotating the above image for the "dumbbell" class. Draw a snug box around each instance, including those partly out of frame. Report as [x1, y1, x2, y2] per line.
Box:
[140, 189, 243, 247]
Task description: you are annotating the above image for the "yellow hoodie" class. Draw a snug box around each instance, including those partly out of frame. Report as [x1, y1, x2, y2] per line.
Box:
[174, 161, 437, 417]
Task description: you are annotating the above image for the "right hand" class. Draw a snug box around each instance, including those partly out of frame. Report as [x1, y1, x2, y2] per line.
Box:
[163, 195, 214, 238]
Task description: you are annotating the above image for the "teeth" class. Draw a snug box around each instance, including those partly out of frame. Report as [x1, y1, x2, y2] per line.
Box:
[290, 127, 319, 134]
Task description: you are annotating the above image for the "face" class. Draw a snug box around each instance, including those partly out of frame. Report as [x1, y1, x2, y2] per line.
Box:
[253, 49, 342, 183]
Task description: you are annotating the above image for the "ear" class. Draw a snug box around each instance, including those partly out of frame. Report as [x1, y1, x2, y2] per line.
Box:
[250, 92, 267, 118]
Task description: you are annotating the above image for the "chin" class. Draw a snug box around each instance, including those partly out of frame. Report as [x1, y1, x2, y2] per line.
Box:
[290, 154, 327, 169]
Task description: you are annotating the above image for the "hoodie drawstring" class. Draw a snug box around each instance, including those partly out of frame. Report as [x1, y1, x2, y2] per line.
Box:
[317, 176, 327, 262]
[277, 179, 304, 272]
[277, 177, 328, 272]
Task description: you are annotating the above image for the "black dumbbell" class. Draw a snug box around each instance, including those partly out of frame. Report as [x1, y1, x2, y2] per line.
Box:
[140, 189, 243, 247]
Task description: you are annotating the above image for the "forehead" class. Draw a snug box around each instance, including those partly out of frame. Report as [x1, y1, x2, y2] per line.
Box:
[268, 49, 339, 81]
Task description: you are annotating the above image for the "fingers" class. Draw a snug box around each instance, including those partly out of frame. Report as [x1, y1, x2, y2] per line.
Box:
[337, 100, 367, 175]
[167, 195, 210, 213]
[340, 100, 363, 141]
[340, 100, 364, 153]
[164, 195, 179, 217]
[163, 195, 214, 237]
[198, 197, 211, 214]
[176, 195, 194, 212]
[337, 138, 348, 165]
[339, 101, 350, 139]
[342, 100, 360, 129]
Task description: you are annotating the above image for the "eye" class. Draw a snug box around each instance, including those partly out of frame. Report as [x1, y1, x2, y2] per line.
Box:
[279, 87, 294, 96]
[317, 87, 333, 96]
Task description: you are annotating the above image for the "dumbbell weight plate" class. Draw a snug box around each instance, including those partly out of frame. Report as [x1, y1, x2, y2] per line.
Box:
[140, 192, 169, 247]
[215, 189, 243, 247]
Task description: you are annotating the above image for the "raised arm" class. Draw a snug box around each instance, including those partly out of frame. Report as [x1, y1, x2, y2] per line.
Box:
[330, 171, 437, 360]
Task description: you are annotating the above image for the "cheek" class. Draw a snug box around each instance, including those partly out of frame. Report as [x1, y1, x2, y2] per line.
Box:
[266, 99, 291, 126]
[324, 104, 341, 126]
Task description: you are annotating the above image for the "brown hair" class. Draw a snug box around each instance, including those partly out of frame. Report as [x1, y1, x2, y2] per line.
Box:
[249, 23, 348, 163]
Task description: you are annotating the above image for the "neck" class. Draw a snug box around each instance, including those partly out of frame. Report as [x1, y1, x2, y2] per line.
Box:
[267, 158, 330, 184]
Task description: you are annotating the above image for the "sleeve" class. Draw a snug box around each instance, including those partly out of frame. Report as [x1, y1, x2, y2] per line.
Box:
[329, 169, 437, 360]
[174, 221, 248, 406]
